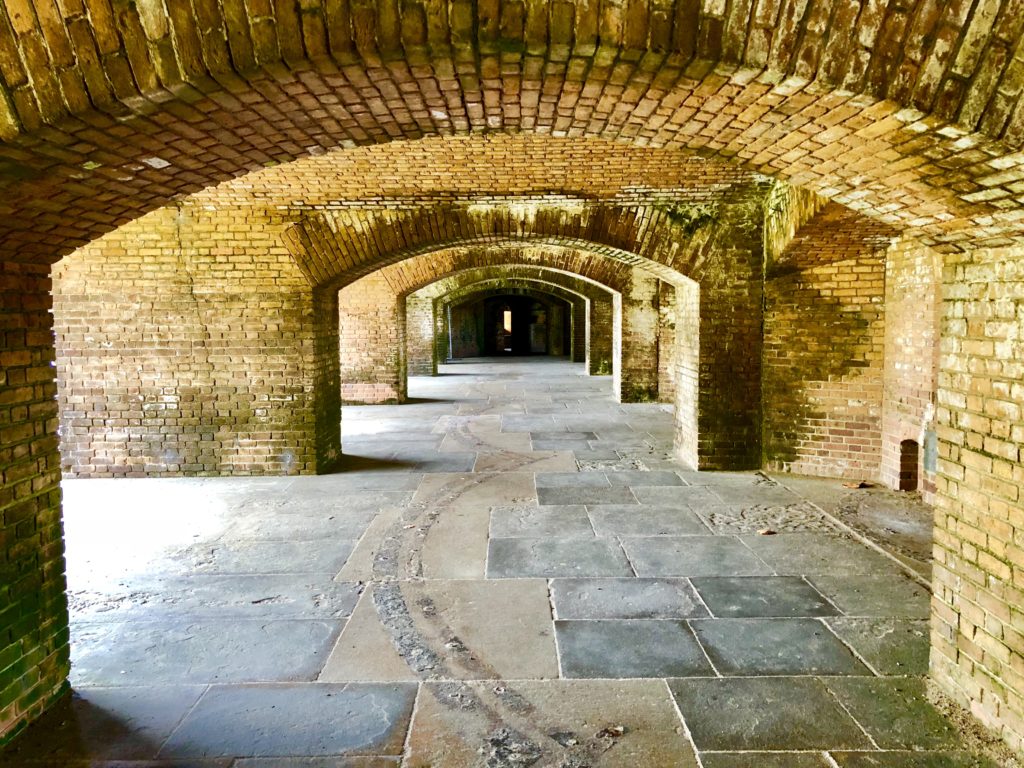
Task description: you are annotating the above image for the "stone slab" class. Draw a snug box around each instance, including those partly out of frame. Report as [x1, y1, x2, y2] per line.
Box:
[692, 618, 870, 675]
[588, 505, 711, 537]
[824, 617, 930, 675]
[159, 683, 417, 758]
[487, 538, 632, 578]
[556, 620, 713, 678]
[405, 680, 699, 767]
[690, 576, 838, 618]
[71, 620, 344, 686]
[807, 573, 931, 618]
[551, 578, 708, 620]
[489, 505, 594, 538]
[622, 537, 772, 577]
[740, 533, 903, 577]
[669, 677, 872, 751]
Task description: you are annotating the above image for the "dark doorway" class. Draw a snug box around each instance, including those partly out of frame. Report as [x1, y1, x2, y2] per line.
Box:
[900, 439, 920, 491]
[482, 295, 549, 355]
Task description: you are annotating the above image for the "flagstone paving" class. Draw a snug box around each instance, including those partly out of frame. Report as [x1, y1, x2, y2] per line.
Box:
[0, 358, 997, 766]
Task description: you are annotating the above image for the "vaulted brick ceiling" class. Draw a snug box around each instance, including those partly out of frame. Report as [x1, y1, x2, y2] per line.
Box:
[2, 0, 1023, 258]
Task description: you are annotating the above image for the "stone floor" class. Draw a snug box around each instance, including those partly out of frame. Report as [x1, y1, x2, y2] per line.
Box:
[1, 358, 998, 766]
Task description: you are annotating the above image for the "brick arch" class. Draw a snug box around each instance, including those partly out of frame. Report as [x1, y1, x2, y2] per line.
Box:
[284, 199, 753, 290]
[3, 0, 1024, 262]
[409, 271, 615, 374]
[439, 282, 584, 360]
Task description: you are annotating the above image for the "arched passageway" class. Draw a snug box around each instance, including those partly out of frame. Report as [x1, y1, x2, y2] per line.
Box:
[2, 1, 1024, 759]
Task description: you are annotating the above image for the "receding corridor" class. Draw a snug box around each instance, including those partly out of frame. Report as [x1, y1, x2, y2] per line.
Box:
[1, 360, 996, 766]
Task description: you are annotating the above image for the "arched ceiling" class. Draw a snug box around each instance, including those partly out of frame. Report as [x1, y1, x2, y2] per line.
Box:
[413, 265, 614, 303]
[2, 0, 1024, 260]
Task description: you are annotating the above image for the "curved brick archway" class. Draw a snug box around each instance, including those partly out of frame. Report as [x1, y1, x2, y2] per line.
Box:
[440, 284, 580, 359]
[409, 271, 614, 376]
[4, 0, 1024, 262]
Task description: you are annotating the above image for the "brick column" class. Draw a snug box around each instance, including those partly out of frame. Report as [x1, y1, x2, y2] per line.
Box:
[406, 295, 436, 376]
[338, 273, 406, 404]
[673, 279, 700, 468]
[571, 300, 586, 363]
[615, 272, 660, 403]
[587, 296, 614, 376]
[0, 259, 69, 741]
[658, 281, 677, 404]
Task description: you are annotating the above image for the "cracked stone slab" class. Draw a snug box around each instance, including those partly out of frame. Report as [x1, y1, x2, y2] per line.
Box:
[412, 472, 537, 509]
[321, 580, 558, 681]
[472, 450, 577, 472]
[489, 505, 594, 538]
[588, 505, 711, 537]
[535, 472, 610, 488]
[0, 686, 206, 762]
[669, 677, 873, 751]
[825, 677, 961, 750]
[537, 486, 638, 506]
[690, 577, 838, 618]
[697, 501, 836, 534]
[691, 618, 870, 676]
[185, 538, 357, 576]
[70, 575, 362, 622]
[829, 752, 1001, 767]
[740, 533, 906, 577]
[556, 620, 713, 678]
[159, 683, 417, 759]
[631, 485, 721, 507]
[487, 538, 632, 578]
[621, 537, 772, 577]
[824, 617, 930, 675]
[405, 679, 698, 767]
[71, 619, 344, 686]
[807, 573, 931, 618]
[700, 754, 831, 767]
[551, 578, 709, 620]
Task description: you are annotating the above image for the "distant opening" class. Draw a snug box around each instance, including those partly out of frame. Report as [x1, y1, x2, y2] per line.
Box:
[899, 439, 920, 492]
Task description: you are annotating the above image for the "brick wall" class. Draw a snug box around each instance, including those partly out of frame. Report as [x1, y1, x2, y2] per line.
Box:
[932, 243, 1024, 752]
[52, 207, 319, 477]
[763, 203, 895, 479]
[615, 272, 661, 403]
[337, 272, 406, 404]
[587, 297, 614, 376]
[881, 237, 943, 501]
[406, 296, 436, 376]
[0, 259, 68, 742]
[658, 281, 678, 404]
[673, 279, 701, 468]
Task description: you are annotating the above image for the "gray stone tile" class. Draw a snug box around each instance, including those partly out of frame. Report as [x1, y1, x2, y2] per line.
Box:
[622, 537, 772, 577]
[187, 539, 357, 575]
[606, 470, 685, 487]
[690, 577, 838, 618]
[556, 620, 713, 678]
[825, 618, 930, 675]
[632, 485, 721, 507]
[71, 575, 361, 622]
[489, 505, 594, 538]
[741, 533, 905, 576]
[826, 677, 961, 750]
[551, 578, 708, 620]
[588, 505, 711, 536]
[538, 486, 637, 506]
[708, 483, 803, 506]
[0, 686, 205, 761]
[531, 431, 598, 440]
[535, 472, 610, 488]
[71, 620, 343, 685]
[486, 538, 632, 578]
[159, 683, 417, 758]
[691, 618, 871, 675]
[808, 573, 930, 618]
[226, 511, 376, 541]
[532, 439, 597, 451]
[829, 753, 1000, 767]
[701, 754, 830, 768]
[669, 677, 873, 750]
